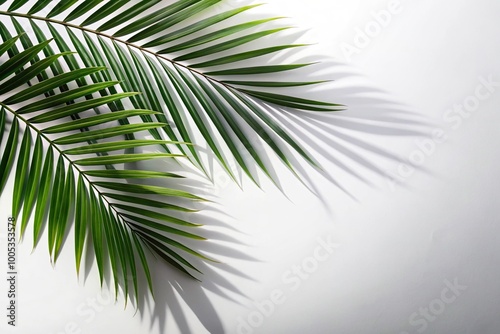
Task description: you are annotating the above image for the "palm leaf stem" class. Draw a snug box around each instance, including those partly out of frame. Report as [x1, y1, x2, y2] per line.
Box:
[0, 11, 242, 95]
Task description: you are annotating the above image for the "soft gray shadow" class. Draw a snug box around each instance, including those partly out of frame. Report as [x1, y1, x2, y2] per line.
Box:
[132, 200, 259, 334]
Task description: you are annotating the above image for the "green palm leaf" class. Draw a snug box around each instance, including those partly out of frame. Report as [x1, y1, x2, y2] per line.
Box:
[0, 0, 342, 186]
[0, 37, 210, 304]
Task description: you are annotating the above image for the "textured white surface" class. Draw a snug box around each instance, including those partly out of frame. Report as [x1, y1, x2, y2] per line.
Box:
[1, 0, 500, 333]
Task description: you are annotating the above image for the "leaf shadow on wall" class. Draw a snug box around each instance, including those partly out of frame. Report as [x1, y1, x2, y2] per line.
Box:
[111, 58, 434, 334]
[260, 57, 433, 203]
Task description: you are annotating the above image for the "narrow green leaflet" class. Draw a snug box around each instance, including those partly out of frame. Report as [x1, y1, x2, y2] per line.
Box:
[47, 0, 79, 18]
[48, 155, 66, 259]
[0, 53, 70, 96]
[74, 153, 182, 166]
[126, 0, 221, 43]
[94, 182, 205, 200]
[75, 175, 88, 274]
[103, 193, 195, 212]
[64, 0, 104, 22]
[205, 64, 314, 76]
[28, 93, 139, 123]
[0, 39, 51, 82]
[144, 4, 263, 48]
[12, 129, 31, 218]
[33, 146, 53, 247]
[113, 203, 200, 227]
[42, 109, 159, 134]
[0, 117, 19, 193]
[98, 0, 162, 32]
[53, 166, 75, 262]
[191, 45, 306, 68]
[8, 0, 29, 12]
[5, 67, 105, 104]
[123, 213, 204, 239]
[113, 0, 201, 37]
[174, 28, 291, 62]
[53, 122, 166, 145]
[17, 81, 121, 114]
[84, 170, 183, 179]
[19, 135, 43, 237]
[63, 140, 179, 155]
[81, 1, 130, 26]
[0, 34, 20, 57]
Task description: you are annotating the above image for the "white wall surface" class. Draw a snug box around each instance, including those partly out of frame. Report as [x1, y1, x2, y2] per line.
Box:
[1, 0, 500, 333]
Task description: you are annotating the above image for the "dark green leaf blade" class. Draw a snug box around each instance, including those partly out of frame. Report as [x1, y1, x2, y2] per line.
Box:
[48, 155, 65, 259]
[75, 176, 88, 275]
[17, 81, 120, 113]
[98, 0, 161, 32]
[113, 204, 200, 227]
[94, 182, 205, 201]
[28, 0, 53, 15]
[113, 0, 198, 37]
[89, 190, 104, 285]
[74, 153, 182, 166]
[47, 0, 79, 18]
[5, 67, 106, 104]
[124, 214, 204, 239]
[53, 123, 166, 145]
[0, 52, 70, 96]
[144, 4, 262, 48]
[205, 63, 314, 76]
[0, 39, 51, 82]
[33, 146, 53, 248]
[174, 28, 290, 62]
[131, 233, 154, 296]
[28, 92, 139, 123]
[19, 135, 43, 237]
[12, 129, 31, 218]
[103, 193, 195, 212]
[0, 34, 22, 58]
[191, 44, 305, 68]
[0, 117, 19, 194]
[63, 140, 179, 155]
[54, 166, 75, 262]
[126, 0, 221, 43]
[8, 0, 30, 12]
[64, 0, 104, 22]
[84, 170, 183, 179]
[222, 80, 328, 87]
[240, 89, 344, 108]
[42, 109, 159, 134]
[81, 1, 130, 26]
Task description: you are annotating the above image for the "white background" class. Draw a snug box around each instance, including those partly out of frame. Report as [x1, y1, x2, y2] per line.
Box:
[1, 0, 500, 333]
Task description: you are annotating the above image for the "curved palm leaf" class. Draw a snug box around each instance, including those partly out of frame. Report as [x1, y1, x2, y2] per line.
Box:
[0, 0, 343, 186]
[0, 36, 212, 304]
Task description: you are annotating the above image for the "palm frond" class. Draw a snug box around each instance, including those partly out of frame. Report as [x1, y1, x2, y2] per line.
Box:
[0, 36, 211, 304]
[0, 0, 343, 186]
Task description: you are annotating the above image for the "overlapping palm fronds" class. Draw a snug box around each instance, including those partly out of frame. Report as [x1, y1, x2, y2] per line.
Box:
[0, 0, 342, 185]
